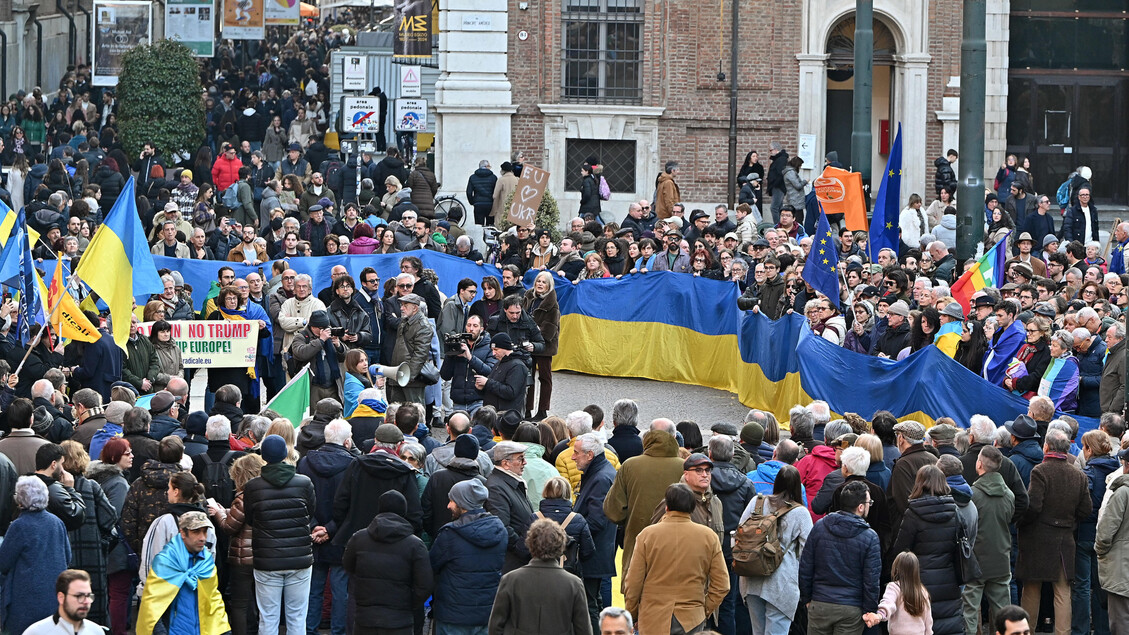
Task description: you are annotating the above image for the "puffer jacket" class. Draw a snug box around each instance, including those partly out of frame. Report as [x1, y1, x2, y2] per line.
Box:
[121, 460, 181, 550]
[440, 332, 496, 405]
[242, 462, 316, 571]
[709, 460, 755, 557]
[343, 510, 434, 629]
[798, 511, 881, 612]
[328, 295, 373, 349]
[934, 214, 957, 250]
[430, 510, 508, 626]
[523, 288, 560, 357]
[333, 451, 423, 544]
[219, 491, 253, 566]
[408, 168, 439, 218]
[782, 165, 807, 210]
[297, 443, 356, 564]
[537, 497, 596, 573]
[892, 495, 962, 635]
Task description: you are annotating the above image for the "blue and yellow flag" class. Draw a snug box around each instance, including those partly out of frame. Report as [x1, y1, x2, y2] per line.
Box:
[802, 207, 841, 305]
[136, 535, 229, 635]
[74, 177, 163, 349]
[869, 124, 903, 261]
[0, 206, 44, 344]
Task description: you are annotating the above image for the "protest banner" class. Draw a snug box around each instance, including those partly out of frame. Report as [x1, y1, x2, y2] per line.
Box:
[506, 165, 550, 228]
[136, 320, 258, 367]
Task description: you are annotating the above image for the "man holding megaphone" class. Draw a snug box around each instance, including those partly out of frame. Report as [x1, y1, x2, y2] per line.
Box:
[439, 314, 497, 416]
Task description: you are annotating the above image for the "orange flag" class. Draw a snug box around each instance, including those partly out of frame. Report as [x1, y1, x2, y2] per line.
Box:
[45, 257, 100, 343]
[813, 166, 868, 231]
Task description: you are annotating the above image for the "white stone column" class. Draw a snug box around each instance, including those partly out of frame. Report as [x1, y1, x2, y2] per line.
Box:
[434, 0, 518, 203]
[796, 54, 828, 181]
[984, 0, 1011, 176]
[895, 53, 930, 205]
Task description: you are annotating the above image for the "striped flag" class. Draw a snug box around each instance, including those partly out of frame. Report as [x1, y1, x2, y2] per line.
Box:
[951, 232, 1011, 314]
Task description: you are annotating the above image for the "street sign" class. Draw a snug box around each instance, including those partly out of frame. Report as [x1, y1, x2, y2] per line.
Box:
[400, 65, 421, 97]
[798, 133, 817, 168]
[343, 55, 367, 91]
[394, 98, 428, 132]
[339, 139, 357, 155]
[342, 97, 383, 133]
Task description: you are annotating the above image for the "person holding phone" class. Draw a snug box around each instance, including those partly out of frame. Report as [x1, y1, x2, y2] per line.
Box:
[327, 275, 372, 358]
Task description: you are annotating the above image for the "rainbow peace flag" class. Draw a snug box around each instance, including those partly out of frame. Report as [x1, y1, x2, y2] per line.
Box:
[951, 232, 1011, 314]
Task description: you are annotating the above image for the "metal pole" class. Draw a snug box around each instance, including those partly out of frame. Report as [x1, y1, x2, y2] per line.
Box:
[851, 1, 872, 187]
[726, 0, 739, 209]
[956, 0, 986, 263]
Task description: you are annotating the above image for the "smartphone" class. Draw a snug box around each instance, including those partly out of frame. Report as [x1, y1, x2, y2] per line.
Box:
[331, 326, 346, 337]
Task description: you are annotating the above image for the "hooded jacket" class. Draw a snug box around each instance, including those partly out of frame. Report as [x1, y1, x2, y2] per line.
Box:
[343, 510, 433, 629]
[466, 167, 498, 210]
[1009, 438, 1044, 487]
[332, 451, 422, 545]
[297, 443, 355, 564]
[710, 460, 755, 556]
[972, 471, 1015, 579]
[121, 460, 181, 550]
[934, 156, 956, 194]
[799, 510, 881, 611]
[796, 445, 838, 521]
[242, 462, 316, 571]
[748, 460, 809, 506]
[430, 510, 508, 626]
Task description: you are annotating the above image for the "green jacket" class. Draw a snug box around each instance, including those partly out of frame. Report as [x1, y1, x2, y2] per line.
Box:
[123, 335, 160, 392]
[971, 471, 1015, 579]
[1096, 472, 1129, 596]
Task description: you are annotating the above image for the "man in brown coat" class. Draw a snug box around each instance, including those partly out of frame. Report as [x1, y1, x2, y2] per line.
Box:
[1017, 428, 1092, 635]
[624, 483, 729, 635]
[884, 421, 938, 536]
[654, 161, 681, 220]
[603, 423, 685, 591]
[1100, 322, 1125, 415]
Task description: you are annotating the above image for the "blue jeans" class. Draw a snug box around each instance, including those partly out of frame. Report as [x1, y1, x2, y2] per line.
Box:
[306, 563, 347, 635]
[434, 623, 487, 635]
[746, 595, 792, 635]
[452, 401, 483, 416]
[717, 566, 752, 635]
[1072, 540, 1110, 635]
[254, 567, 312, 635]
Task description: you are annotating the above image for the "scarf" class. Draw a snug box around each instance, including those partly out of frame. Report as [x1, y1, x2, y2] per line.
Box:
[135, 534, 230, 635]
[1043, 452, 1069, 463]
[218, 303, 273, 380]
[350, 399, 387, 420]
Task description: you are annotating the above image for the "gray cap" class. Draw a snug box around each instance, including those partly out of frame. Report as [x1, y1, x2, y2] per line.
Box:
[893, 420, 926, 442]
[397, 293, 423, 305]
[104, 401, 132, 425]
[492, 440, 526, 463]
[449, 479, 489, 510]
[928, 423, 958, 443]
[940, 302, 965, 321]
[888, 300, 910, 317]
[1043, 234, 1060, 248]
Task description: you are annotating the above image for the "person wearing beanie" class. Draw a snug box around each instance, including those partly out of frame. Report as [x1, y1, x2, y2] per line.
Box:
[179, 411, 209, 456]
[147, 391, 183, 443]
[422, 430, 487, 537]
[342, 489, 433, 635]
[242, 434, 316, 635]
[430, 479, 508, 633]
[740, 421, 768, 467]
[476, 332, 531, 415]
[291, 309, 344, 405]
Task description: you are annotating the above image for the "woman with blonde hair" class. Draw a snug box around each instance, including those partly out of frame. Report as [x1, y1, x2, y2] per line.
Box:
[217, 453, 267, 635]
[265, 419, 300, 464]
[575, 252, 611, 281]
[855, 433, 891, 490]
[60, 440, 117, 626]
[381, 175, 402, 217]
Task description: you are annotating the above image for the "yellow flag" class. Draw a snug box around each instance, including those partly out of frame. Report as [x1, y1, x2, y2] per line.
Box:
[0, 209, 41, 249]
[43, 258, 100, 343]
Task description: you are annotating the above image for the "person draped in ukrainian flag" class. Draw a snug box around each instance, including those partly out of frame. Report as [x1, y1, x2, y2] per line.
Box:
[934, 302, 965, 358]
[205, 285, 273, 403]
[136, 511, 229, 635]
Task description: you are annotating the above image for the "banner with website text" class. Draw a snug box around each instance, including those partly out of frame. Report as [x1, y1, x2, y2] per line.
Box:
[137, 320, 258, 367]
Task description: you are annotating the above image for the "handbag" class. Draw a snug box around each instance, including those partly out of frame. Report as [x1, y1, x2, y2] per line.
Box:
[418, 359, 440, 385]
[954, 515, 981, 584]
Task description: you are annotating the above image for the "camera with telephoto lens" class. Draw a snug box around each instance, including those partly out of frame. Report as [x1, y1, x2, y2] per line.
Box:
[443, 332, 474, 353]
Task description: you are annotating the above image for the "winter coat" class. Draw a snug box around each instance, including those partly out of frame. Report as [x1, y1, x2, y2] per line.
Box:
[466, 167, 498, 212]
[1076, 336, 1108, 417]
[66, 474, 118, 625]
[392, 310, 434, 388]
[242, 462, 316, 571]
[554, 445, 620, 494]
[654, 172, 680, 219]
[211, 154, 243, 193]
[521, 443, 562, 508]
[440, 332, 496, 405]
[961, 442, 1029, 522]
[796, 445, 838, 521]
[574, 451, 618, 579]
[373, 156, 410, 192]
[739, 495, 813, 617]
[523, 289, 560, 358]
[489, 559, 592, 635]
[328, 295, 373, 350]
[122, 335, 160, 393]
[263, 126, 287, 163]
[537, 497, 596, 571]
[782, 166, 807, 210]
[0, 510, 71, 635]
[483, 354, 531, 414]
[429, 510, 508, 626]
[798, 511, 882, 611]
[934, 156, 956, 195]
[602, 431, 685, 581]
[892, 495, 963, 635]
[408, 168, 439, 218]
[486, 468, 535, 573]
[738, 275, 787, 319]
[92, 165, 125, 211]
[333, 451, 422, 545]
[608, 425, 643, 462]
[1017, 454, 1091, 581]
[86, 461, 130, 574]
[710, 460, 756, 557]
[1009, 439, 1043, 487]
[934, 214, 957, 251]
[297, 443, 356, 564]
[219, 491, 253, 566]
[1062, 201, 1101, 243]
[1081, 455, 1121, 542]
[343, 511, 433, 630]
[579, 174, 601, 217]
[422, 457, 485, 537]
[970, 471, 1014, 579]
[886, 443, 938, 534]
[1096, 472, 1129, 596]
[121, 460, 181, 550]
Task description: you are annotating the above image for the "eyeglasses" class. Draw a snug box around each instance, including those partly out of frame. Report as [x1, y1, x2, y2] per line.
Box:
[69, 593, 96, 602]
[397, 283, 413, 289]
[283, 275, 296, 280]
[687, 467, 712, 475]
[364, 278, 379, 285]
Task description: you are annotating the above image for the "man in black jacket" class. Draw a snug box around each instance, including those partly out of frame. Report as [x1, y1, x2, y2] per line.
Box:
[487, 296, 545, 369]
[242, 435, 316, 635]
[465, 160, 498, 225]
[34, 443, 86, 531]
[439, 315, 497, 415]
[872, 301, 912, 358]
[476, 334, 531, 414]
[333, 424, 423, 544]
[486, 440, 535, 573]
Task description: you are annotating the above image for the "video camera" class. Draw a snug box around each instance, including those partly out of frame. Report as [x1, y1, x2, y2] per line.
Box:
[443, 332, 474, 353]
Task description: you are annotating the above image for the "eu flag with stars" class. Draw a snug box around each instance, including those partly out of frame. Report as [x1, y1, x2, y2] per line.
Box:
[868, 123, 903, 261]
[803, 206, 841, 305]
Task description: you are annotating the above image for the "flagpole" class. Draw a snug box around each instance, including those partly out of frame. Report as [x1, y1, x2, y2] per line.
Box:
[12, 278, 70, 376]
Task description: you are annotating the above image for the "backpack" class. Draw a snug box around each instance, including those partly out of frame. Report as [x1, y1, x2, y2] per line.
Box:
[732, 497, 799, 577]
[322, 159, 345, 194]
[222, 182, 241, 209]
[598, 175, 611, 201]
[1056, 177, 1073, 209]
[535, 511, 582, 577]
[199, 450, 240, 508]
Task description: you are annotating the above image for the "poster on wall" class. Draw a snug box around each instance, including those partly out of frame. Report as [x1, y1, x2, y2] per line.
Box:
[166, 0, 215, 57]
[91, 0, 153, 87]
[393, 0, 432, 58]
[222, 0, 265, 40]
[264, 0, 299, 26]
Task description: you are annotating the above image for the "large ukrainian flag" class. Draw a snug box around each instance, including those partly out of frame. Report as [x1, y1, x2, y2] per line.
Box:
[136, 536, 229, 635]
[74, 177, 163, 349]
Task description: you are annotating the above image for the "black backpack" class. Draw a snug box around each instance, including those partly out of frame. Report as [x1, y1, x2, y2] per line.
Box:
[199, 451, 240, 508]
[536, 511, 582, 578]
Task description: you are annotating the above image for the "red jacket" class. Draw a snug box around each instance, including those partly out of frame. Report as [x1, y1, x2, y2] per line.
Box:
[212, 155, 242, 193]
[796, 444, 838, 522]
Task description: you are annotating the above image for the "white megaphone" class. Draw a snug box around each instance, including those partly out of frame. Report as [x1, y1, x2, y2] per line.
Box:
[370, 363, 410, 387]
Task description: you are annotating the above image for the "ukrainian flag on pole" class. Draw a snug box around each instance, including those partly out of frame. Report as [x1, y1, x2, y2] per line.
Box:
[74, 177, 163, 349]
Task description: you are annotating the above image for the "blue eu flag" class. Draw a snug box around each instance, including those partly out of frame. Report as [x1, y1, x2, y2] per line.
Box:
[868, 123, 903, 261]
[803, 207, 841, 305]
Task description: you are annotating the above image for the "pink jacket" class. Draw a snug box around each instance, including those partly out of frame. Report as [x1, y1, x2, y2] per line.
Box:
[877, 582, 933, 635]
[348, 236, 378, 254]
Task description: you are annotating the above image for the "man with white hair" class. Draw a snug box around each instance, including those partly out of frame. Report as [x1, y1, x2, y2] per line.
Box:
[278, 273, 327, 357]
[808, 400, 831, 443]
[1073, 326, 1107, 417]
[30, 379, 70, 443]
[452, 234, 484, 263]
[912, 277, 934, 309]
[191, 415, 244, 508]
[1077, 307, 1102, 336]
[1100, 321, 1126, 414]
[1110, 221, 1129, 275]
[573, 431, 618, 631]
[296, 419, 355, 635]
[831, 447, 891, 544]
[556, 410, 620, 491]
[608, 399, 643, 462]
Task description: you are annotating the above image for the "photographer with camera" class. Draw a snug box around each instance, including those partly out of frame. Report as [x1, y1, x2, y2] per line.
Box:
[291, 310, 344, 403]
[474, 333, 531, 414]
[438, 278, 479, 416]
[440, 314, 497, 416]
[327, 274, 372, 354]
[486, 295, 545, 373]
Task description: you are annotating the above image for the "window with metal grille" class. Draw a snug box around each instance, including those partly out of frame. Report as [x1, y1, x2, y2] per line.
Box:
[562, 0, 644, 104]
[565, 139, 637, 192]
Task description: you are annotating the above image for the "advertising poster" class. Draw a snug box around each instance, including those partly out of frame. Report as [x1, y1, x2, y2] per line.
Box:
[265, 0, 300, 26]
[92, 0, 153, 87]
[393, 0, 432, 58]
[166, 0, 215, 57]
[223, 0, 265, 40]
[136, 320, 259, 367]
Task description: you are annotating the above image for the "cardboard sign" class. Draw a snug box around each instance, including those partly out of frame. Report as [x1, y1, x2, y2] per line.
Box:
[136, 320, 258, 368]
[507, 165, 550, 228]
